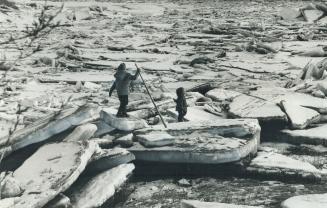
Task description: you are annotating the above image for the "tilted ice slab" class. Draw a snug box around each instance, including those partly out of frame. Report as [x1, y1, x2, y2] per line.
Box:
[303, 10, 325, 23]
[249, 89, 327, 115]
[86, 147, 135, 174]
[247, 151, 321, 181]
[69, 163, 135, 208]
[280, 124, 327, 146]
[281, 193, 327, 208]
[181, 200, 262, 208]
[136, 132, 175, 147]
[94, 120, 115, 137]
[277, 93, 327, 114]
[63, 123, 97, 142]
[101, 108, 148, 131]
[129, 119, 260, 164]
[229, 94, 287, 122]
[0, 106, 100, 159]
[7, 141, 97, 208]
[280, 100, 320, 129]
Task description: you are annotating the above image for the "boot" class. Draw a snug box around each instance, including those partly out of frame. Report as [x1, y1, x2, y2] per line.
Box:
[116, 110, 124, 118]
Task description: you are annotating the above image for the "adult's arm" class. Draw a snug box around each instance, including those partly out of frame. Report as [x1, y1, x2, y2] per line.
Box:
[109, 81, 116, 97]
[129, 68, 140, 80]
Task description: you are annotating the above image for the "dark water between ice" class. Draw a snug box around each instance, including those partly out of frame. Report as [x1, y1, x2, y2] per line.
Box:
[111, 172, 327, 208]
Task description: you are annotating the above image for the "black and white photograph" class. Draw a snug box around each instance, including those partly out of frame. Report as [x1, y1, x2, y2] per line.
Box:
[0, 0, 327, 207]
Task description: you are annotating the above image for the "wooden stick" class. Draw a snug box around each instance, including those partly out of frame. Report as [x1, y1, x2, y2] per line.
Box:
[135, 63, 167, 128]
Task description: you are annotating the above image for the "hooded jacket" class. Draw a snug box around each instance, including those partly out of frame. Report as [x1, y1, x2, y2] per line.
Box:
[110, 66, 139, 96]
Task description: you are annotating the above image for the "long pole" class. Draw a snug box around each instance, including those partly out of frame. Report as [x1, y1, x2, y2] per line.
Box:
[135, 64, 167, 128]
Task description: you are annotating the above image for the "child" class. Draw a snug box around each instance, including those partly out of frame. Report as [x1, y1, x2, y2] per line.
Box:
[109, 63, 140, 117]
[175, 87, 187, 122]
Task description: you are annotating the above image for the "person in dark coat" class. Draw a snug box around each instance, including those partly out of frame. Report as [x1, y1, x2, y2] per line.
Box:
[175, 87, 187, 122]
[109, 63, 140, 117]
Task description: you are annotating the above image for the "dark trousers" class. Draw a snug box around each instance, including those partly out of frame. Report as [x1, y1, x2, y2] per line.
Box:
[117, 95, 128, 117]
[178, 110, 186, 122]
